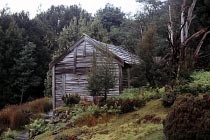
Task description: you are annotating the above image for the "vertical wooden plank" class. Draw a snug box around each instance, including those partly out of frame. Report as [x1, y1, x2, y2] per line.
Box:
[62, 74, 66, 96]
[83, 41, 86, 57]
[127, 67, 131, 88]
[52, 66, 55, 109]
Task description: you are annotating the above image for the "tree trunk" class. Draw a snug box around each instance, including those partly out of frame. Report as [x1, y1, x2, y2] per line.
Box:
[20, 90, 24, 105]
[168, 5, 174, 45]
[169, 0, 205, 81]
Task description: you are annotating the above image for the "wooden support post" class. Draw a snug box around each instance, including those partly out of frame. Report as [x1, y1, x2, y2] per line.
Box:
[83, 41, 86, 57]
[119, 65, 123, 93]
[52, 66, 55, 109]
[127, 67, 131, 88]
[62, 74, 66, 96]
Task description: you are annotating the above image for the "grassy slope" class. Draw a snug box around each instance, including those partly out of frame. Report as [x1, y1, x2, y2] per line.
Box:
[34, 99, 170, 140]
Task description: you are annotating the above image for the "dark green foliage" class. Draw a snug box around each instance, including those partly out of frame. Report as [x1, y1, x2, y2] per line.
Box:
[136, 24, 171, 87]
[87, 57, 116, 101]
[174, 71, 210, 95]
[120, 99, 146, 113]
[62, 94, 80, 107]
[26, 119, 48, 138]
[87, 68, 104, 96]
[175, 84, 210, 96]
[44, 70, 52, 97]
[104, 98, 145, 114]
[0, 9, 51, 108]
[162, 92, 176, 107]
[163, 94, 210, 140]
[13, 42, 39, 104]
[174, 85, 197, 95]
[96, 3, 125, 32]
[194, 0, 210, 70]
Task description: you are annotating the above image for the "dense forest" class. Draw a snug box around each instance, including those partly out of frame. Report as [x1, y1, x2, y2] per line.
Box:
[0, 0, 209, 109]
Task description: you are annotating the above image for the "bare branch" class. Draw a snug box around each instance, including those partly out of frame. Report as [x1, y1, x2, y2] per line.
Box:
[194, 30, 210, 59]
[183, 28, 207, 47]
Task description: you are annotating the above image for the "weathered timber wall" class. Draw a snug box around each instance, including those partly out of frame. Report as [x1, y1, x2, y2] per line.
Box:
[54, 40, 120, 107]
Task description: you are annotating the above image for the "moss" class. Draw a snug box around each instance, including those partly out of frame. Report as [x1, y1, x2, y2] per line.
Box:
[33, 131, 54, 140]
[144, 130, 165, 140]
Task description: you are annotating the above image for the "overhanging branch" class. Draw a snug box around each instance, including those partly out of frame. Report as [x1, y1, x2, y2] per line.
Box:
[194, 30, 210, 59]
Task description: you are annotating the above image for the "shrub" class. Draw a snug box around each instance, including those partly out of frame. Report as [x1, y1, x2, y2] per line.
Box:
[175, 84, 210, 95]
[26, 97, 52, 113]
[69, 106, 86, 123]
[119, 99, 144, 113]
[0, 105, 29, 130]
[26, 119, 48, 138]
[86, 105, 101, 117]
[163, 94, 210, 140]
[105, 98, 145, 114]
[119, 87, 163, 101]
[162, 92, 176, 107]
[87, 58, 116, 101]
[174, 71, 210, 95]
[1, 129, 19, 139]
[62, 94, 80, 107]
[0, 97, 52, 130]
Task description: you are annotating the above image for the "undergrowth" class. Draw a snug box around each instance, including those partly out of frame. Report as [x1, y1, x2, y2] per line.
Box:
[117, 87, 164, 101]
[0, 97, 52, 130]
[34, 99, 169, 140]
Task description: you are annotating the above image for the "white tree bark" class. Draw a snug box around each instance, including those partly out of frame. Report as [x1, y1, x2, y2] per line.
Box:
[181, 0, 197, 44]
[168, 5, 174, 45]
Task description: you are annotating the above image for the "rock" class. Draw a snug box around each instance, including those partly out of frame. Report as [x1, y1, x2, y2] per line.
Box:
[15, 132, 29, 140]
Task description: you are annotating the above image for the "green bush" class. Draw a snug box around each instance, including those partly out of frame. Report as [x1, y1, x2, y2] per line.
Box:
[62, 94, 80, 107]
[1, 129, 19, 139]
[117, 87, 163, 101]
[163, 94, 210, 140]
[87, 105, 101, 117]
[104, 98, 145, 114]
[26, 119, 48, 138]
[175, 84, 210, 95]
[162, 92, 176, 107]
[175, 71, 210, 95]
[99, 87, 163, 114]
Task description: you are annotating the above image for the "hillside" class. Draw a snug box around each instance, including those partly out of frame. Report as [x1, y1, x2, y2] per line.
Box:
[34, 99, 170, 140]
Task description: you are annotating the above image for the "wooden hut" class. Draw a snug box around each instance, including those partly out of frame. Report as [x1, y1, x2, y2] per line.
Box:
[49, 34, 139, 108]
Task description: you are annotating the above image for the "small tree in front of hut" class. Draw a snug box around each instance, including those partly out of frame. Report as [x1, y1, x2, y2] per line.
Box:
[87, 53, 116, 101]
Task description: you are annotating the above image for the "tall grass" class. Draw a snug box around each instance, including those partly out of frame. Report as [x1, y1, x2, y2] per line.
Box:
[0, 97, 52, 130]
